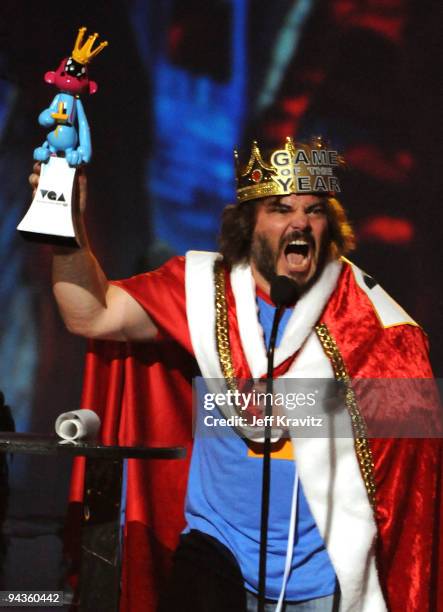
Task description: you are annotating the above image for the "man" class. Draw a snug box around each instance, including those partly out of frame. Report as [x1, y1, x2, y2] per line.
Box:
[31, 137, 442, 612]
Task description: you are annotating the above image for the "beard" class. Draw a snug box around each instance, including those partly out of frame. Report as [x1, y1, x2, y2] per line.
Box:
[250, 230, 330, 294]
[250, 234, 278, 286]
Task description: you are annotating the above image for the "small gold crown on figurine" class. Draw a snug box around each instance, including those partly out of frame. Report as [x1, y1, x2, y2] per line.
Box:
[235, 136, 344, 203]
[71, 26, 108, 65]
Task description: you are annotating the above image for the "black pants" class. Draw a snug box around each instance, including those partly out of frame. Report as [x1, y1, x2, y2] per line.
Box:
[158, 530, 247, 612]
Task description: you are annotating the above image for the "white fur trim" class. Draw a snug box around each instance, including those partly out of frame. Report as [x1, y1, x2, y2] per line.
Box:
[185, 251, 223, 380]
[285, 334, 387, 611]
[229, 264, 266, 379]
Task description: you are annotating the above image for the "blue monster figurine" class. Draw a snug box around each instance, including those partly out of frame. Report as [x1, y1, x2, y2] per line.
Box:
[34, 27, 107, 167]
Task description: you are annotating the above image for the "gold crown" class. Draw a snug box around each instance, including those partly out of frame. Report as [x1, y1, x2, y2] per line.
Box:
[71, 27, 108, 65]
[235, 136, 344, 203]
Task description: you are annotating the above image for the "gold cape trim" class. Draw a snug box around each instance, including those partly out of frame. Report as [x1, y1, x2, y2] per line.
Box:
[315, 323, 377, 508]
[214, 259, 237, 390]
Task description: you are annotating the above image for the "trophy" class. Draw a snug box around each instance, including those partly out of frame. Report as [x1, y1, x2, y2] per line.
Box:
[17, 27, 108, 247]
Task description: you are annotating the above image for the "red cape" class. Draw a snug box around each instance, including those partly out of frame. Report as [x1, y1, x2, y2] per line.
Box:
[68, 256, 442, 611]
[320, 261, 442, 611]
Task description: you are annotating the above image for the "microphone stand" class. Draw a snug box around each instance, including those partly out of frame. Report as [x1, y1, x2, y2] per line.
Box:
[257, 305, 284, 612]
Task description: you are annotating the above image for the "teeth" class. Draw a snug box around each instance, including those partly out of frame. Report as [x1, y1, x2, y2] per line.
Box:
[289, 239, 308, 245]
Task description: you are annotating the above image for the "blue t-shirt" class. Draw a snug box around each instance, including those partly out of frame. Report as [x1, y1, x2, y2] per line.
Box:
[184, 297, 337, 601]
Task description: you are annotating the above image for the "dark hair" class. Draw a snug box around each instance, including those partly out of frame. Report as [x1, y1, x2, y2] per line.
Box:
[218, 200, 259, 267]
[326, 197, 356, 259]
[218, 196, 355, 266]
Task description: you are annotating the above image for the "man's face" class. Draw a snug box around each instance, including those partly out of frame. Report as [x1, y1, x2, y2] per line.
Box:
[250, 194, 330, 294]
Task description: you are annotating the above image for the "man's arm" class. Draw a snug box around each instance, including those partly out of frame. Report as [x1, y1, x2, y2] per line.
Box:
[30, 164, 158, 342]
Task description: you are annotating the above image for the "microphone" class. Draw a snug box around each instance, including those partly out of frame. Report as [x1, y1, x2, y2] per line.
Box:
[270, 275, 299, 307]
[268, 276, 299, 359]
[258, 276, 298, 612]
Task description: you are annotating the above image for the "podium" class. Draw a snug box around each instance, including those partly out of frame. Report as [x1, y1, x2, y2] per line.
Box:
[0, 432, 186, 611]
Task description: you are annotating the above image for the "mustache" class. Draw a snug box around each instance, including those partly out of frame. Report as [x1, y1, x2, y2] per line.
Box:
[278, 230, 314, 253]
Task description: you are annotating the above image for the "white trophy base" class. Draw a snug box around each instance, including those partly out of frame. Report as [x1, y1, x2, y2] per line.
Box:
[17, 156, 79, 247]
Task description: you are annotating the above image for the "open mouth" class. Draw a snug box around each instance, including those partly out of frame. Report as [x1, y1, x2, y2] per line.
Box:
[284, 239, 311, 268]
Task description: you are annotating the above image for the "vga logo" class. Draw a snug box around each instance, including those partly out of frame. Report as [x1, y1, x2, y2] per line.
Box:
[40, 189, 67, 206]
